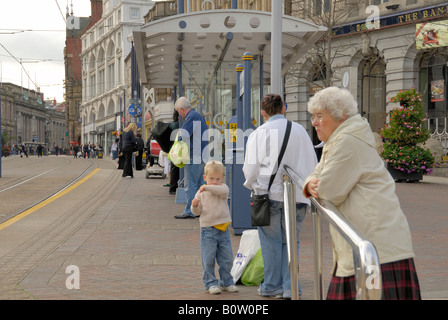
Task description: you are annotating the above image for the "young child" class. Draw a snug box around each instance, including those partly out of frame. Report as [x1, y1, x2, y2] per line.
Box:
[191, 160, 238, 295]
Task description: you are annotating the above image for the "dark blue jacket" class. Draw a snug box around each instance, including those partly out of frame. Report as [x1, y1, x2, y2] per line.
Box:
[180, 109, 208, 162]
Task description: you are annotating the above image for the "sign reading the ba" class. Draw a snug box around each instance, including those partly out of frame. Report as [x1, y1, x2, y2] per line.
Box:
[128, 104, 142, 117]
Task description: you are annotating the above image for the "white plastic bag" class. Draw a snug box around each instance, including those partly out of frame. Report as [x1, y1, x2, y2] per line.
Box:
[230, 229, 261, 283]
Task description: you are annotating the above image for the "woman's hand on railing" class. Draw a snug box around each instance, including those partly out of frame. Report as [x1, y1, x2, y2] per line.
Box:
[306, 178, 320, 198]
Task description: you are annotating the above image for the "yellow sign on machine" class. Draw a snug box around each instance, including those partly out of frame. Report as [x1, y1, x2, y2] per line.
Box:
[229, 123, 237, 143]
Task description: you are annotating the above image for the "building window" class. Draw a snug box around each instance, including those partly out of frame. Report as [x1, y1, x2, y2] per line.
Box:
[130, 7, 140, 19]
[107, 17, 113, 31]
[313, 0, 331, 16]
[360, 56, 386, 132]
[371, 0, 389, 5]
[419, 52, 447, 133]
[99, 69, 105, 94]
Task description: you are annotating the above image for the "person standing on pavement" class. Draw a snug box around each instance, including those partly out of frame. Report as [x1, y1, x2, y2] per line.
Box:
[146, 134, 154, 167]
[303, 86, 421, 300]
[243, 93, 317, 299]
[135, 133, 145, 171]
[111, 139, 118, 160]
[191, 160, 238, 295]
[83, 143, 89, 158]
[117, 134, 124, 169]
[174, 97, 208, 219]
[73, 144, 79, 158]
[37, 144, 43, 157]
[122, 123, 137, 178]
[169, 109, 180, 195]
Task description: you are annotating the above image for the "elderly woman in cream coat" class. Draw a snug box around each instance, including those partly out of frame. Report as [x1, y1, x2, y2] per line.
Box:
[303, 87, 421, 300]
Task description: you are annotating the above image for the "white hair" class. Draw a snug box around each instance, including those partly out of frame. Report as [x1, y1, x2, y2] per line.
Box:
[307, 87, 358, 120]
[175, 96, 191, 110]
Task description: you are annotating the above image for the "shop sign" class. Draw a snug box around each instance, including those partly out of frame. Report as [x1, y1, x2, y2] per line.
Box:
[334, 2, 448, 37]
[416, 20, 448, 49]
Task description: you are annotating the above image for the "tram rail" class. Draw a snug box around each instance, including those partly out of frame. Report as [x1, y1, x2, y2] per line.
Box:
[0, 156, 96, 225]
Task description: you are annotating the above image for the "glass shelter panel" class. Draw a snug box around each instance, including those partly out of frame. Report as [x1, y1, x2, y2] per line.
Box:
[181, 59, 264, 119]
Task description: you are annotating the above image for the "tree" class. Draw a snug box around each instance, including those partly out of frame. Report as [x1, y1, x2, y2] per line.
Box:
[287, 0, 369, 88]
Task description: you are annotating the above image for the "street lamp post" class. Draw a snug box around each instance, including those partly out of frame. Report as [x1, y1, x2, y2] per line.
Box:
[271, 0, 283, 96]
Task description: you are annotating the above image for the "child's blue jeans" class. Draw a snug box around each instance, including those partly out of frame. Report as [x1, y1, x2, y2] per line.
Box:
[200, 226, 234, 290]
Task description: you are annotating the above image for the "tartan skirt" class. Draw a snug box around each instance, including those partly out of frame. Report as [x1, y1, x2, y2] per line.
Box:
[326, 258, 421, 300]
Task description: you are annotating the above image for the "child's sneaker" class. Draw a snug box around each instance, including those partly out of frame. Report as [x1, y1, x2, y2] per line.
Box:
[220, 285, 239, 292]
[207, 285, 222, 294]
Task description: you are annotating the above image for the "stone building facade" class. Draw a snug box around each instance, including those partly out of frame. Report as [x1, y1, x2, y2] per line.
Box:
[79, 0, 155, 154]
[1, 82, 67, 151]
[285, 0, 448, 161]
[64, 0, 103, 147]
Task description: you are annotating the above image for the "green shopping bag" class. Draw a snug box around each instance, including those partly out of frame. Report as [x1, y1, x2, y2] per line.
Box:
[241, 248, 264, 286]
[168, 131, 189, 168]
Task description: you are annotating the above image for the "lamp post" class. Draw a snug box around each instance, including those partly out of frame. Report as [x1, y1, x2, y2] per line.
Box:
[271, 0, 283, 96]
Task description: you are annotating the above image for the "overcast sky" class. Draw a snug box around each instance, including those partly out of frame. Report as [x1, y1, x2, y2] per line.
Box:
[0, 0, 92, 102]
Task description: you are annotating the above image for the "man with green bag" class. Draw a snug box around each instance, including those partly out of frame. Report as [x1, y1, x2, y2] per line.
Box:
[173, 97, 208, 219]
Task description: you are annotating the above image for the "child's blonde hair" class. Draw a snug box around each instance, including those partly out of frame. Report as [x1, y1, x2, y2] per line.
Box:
[204, 160, 225, 176]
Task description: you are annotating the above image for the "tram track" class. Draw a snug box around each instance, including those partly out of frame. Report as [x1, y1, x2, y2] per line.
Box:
[0, 157, 68, 190]
[0, 157, 123, 299]
[0, 157, 97, 225]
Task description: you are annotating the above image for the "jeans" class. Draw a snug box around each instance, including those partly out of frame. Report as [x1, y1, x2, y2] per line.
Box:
[183, 163, 205, 217]
[200, 227, 234, 290]
[257, 200, 307, 298]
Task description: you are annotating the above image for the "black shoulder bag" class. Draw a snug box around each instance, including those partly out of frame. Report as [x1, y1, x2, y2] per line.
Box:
[250, 120, 292, 227]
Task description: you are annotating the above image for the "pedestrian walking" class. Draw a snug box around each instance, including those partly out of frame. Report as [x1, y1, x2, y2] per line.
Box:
[191, 160, 238, 295]
[303, 86, 421, 300]
[173, 97, 208, 219]
[21, 143, 28, 158]
[243, 93, 317, 299]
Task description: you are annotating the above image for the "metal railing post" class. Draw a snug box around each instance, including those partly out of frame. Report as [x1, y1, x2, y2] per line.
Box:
[283, 175, 299, 300]
[283, 165, 382, 300]
[311, 204, 324, 300]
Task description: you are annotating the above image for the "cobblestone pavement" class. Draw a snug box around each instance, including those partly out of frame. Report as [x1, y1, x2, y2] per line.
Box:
[0, 156, 446, 301]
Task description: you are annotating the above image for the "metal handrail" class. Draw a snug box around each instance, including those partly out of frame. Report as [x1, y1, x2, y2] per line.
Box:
[283, 165, 382, 300]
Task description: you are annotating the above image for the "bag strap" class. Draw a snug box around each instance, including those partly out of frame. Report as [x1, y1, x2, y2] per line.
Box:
[268, 120, 292, 191]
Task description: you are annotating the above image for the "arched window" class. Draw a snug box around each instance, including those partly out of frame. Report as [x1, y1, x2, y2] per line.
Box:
[419, 51, 447, 132]
[360, 56, 386, 132]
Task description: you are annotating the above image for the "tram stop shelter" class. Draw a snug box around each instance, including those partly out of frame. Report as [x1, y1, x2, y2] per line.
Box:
[132, 9, 326, 233]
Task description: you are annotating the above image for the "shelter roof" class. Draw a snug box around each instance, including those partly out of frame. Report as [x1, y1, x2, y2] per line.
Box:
[133, 10, 326, 88]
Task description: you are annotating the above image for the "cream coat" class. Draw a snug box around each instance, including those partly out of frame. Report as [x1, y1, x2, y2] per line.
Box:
[304, 115, 415, 277]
